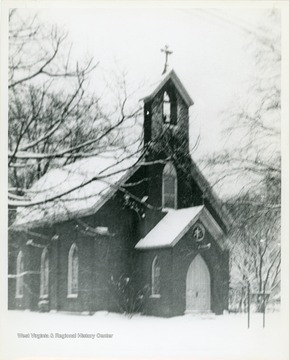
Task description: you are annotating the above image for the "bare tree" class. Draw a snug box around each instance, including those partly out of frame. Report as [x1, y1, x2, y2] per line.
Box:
[227, 184, 280, 311]
[8, 10, 142, 215]
[205, 10, 281, 311]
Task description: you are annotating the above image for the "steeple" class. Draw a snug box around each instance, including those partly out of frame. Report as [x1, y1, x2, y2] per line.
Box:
[142, 69, 194, 159]
[141, 49, 194, 159]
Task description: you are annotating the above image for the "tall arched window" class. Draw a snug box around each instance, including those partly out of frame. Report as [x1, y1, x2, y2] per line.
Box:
[162, 162, 177, 209]
[16, 251, 24, 298]
[151, 256, 161, 296]
[162, 90, 177, 125]
[67, 243, 78, 298]
[163, 91, 171, 123]
[40, 247, 49, 298]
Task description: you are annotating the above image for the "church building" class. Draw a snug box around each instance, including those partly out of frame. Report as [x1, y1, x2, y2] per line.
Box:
[8, 58, 231, 317]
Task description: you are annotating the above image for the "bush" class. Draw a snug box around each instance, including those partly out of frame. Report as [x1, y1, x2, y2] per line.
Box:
[110, 275, 149, 317]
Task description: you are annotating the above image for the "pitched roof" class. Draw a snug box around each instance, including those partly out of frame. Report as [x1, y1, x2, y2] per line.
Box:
[190, 160, 233, 231]
[12, 149, 138, 230]
[135, 206, 226, 250]
[141, 69, 194, 107]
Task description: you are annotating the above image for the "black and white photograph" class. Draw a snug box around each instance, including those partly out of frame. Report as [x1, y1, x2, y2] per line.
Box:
[1, 1, 288, 359]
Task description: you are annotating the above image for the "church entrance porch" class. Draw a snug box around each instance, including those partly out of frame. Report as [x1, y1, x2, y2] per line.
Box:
[136, 207, 229, 317]
[186, 255, 211, 313]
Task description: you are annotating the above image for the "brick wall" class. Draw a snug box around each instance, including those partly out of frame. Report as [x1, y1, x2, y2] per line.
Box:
[138, 222, 229, 317]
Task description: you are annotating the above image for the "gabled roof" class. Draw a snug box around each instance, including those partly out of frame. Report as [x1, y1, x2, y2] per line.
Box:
[141, 69, 194, 107]
[135, 206, 226, 250]
[190, 159, 233, 231]
[12, 150, 139, 230]
[11, 145, 231, 233]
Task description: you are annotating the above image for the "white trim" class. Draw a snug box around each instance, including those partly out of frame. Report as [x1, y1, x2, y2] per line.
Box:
[67, 294, 78, 299]
[9, 271, 39, 278]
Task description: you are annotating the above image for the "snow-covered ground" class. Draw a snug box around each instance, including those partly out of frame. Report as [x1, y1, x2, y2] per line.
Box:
[1, 310, 288, 360]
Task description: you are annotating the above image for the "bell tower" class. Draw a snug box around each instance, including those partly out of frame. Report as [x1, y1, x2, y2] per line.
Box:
[142, 50, 194, 160]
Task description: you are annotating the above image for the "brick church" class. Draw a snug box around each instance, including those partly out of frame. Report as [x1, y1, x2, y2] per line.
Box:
[8, 60, 231, 317]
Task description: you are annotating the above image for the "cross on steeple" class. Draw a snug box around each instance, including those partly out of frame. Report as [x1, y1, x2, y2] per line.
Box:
[161, 45, 173, 75]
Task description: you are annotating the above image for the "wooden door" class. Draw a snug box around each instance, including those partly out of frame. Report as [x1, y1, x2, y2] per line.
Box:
[186, 254, 211, 312]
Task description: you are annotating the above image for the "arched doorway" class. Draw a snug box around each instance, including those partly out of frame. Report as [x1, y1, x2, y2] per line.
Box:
[186, 254, 211, 313]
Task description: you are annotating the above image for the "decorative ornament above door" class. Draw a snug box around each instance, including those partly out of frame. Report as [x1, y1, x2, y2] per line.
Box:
[192, 223, 205, 242]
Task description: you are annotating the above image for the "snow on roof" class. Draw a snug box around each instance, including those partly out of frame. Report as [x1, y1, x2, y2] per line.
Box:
[140, 69, 194, 107]
[135, 206, 225, 250]
[12, 149, 139, 229]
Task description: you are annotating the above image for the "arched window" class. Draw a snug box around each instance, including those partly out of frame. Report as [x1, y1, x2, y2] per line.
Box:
[163, 91, 171, 123]
[162, 162, 177, 209]
[162, 90, 177, 125]
[151, 256, 161, 296]
[67, 243, 78, 298]
[40, 247, 49, 298]
[16, 251, 24, 298]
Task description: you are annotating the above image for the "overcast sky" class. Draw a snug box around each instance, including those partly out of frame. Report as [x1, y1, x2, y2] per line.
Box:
[10, 6, 280, 198]
[24, 6, 275, 157]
